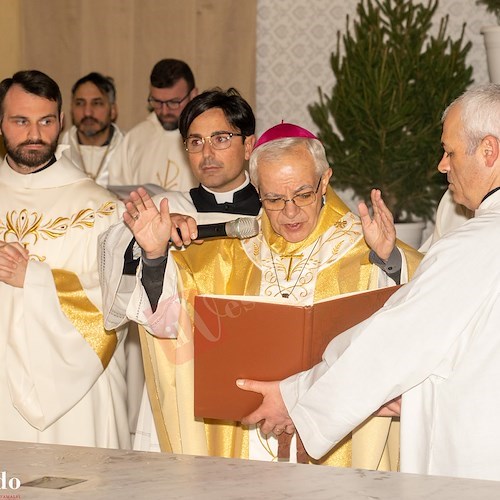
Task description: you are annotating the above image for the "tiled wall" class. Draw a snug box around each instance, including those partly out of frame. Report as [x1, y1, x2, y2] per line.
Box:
[256, 0, 497, 135]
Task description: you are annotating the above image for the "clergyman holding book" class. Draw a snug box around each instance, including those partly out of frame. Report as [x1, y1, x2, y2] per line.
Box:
[103, 122, 422, 469]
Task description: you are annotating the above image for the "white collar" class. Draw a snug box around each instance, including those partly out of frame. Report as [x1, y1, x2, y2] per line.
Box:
[201, 171, 250, 203]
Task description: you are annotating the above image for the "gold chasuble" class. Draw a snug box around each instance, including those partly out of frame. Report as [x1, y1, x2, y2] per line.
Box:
[141, 187, 422, 468]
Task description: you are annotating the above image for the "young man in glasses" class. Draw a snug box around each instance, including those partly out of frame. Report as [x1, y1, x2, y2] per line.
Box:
[101, 88, 261, 451]
[108, 59, 198, 191]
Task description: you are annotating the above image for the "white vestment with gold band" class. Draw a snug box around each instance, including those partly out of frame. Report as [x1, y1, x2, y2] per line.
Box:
[0, 151, 130, 448]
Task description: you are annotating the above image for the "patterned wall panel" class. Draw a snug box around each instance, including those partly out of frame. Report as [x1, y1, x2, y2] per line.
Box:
[256, 0, 497, 136]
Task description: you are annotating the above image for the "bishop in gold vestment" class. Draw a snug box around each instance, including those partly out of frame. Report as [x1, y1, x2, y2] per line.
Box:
[105, 122, 422, 467]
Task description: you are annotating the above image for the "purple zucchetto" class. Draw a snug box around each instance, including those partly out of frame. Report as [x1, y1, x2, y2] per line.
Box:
[253, 122, 318, 149]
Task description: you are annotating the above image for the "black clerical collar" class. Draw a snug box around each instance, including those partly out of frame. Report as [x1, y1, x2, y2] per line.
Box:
[30, 155, 57, 173]
[124, 183, 261, 277]
[189, 183, 261, 215]
[481, 187, 500, 203]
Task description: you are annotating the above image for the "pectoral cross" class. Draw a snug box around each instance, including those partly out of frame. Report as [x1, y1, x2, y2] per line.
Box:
[271, 240, 319, 299]
[280, 252, 304, 281]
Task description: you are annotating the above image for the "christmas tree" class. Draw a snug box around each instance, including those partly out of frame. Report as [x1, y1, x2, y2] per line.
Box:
[309, 0, 473, 222]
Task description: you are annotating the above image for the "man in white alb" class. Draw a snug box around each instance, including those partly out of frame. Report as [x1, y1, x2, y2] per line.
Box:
[60, 72, 123, 187]
[0, 70, 129, 449]
[108, 59, 197, 191]
[239, 84, 500, 482]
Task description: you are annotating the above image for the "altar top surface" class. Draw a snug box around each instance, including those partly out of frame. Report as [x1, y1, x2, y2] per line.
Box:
[1, 440, 499, 499]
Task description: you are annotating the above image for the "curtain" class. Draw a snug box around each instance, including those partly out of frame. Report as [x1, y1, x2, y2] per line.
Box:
[0, 0, 256, 133]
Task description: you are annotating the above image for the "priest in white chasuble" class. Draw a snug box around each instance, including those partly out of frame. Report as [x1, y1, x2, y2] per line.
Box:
[108, 59, 198, 191]
[0, 70, 129, 449]
[112, 122, 422, 467]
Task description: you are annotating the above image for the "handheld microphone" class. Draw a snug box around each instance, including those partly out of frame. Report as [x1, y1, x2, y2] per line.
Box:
[177, 217, 259, 240]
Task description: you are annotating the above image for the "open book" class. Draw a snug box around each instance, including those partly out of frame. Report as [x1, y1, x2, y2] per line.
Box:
[193, 285, 401, 421]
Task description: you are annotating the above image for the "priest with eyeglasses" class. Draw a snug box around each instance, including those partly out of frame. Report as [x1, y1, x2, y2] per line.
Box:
[102, 121, 422, 469]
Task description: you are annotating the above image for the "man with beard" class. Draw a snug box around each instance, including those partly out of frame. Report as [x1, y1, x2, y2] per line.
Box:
[109, 59, 198, 191]
[61, 73, 142, 443]
[0, 70, 130, 449]
[60, 72, 123, 187]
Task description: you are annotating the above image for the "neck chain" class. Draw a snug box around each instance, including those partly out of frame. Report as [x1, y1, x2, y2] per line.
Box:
[269, 239, 319, 299]
[76, 132, 112, 181]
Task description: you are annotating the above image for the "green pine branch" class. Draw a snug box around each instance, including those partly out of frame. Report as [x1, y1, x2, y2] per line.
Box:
[476, 0, 500, 23]
[309, 0, 473, 222]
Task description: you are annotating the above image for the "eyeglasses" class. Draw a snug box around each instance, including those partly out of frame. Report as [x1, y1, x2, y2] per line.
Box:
[184, 132, 244, 153]
[147, 90, 191, 111]
[260, 178, 322, 211]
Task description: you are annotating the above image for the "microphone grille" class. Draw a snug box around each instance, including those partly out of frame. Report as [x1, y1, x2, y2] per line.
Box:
[226, 217, 259, 239]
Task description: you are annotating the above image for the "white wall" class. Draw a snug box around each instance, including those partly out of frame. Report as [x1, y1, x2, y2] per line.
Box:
[256, 0, 497, 136]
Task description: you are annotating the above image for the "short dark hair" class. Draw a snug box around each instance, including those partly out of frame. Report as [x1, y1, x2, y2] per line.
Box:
[150, 59, 195, 90]
[72, 72, 116, 103]
[179, 88, 255, 140]
[0, 70, 62, 121]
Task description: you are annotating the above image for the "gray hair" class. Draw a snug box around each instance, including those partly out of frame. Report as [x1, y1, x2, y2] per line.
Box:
[442, 83, 500, 155]
[249, 137, 330, 187]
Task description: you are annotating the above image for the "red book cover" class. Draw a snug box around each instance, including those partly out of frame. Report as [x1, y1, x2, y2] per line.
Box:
[194, 285, 401, 421]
